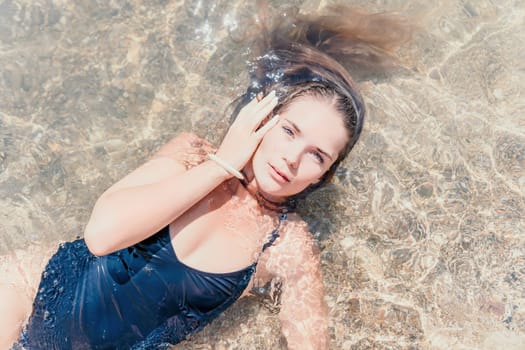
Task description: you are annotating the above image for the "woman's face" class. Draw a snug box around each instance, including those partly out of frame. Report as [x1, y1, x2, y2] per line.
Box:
[252, 95, 349, 201]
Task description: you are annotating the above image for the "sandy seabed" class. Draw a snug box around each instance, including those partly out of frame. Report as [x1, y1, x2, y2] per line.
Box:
[1, 0, 524, 349]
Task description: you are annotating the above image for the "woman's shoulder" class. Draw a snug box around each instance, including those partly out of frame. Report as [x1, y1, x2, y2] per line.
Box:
[98, 132, 216, 199]
[152, 131, 216, 168]
[262, 213, 320, 277]
[287, 213, 320, 254]
[281, 212, 315, 243]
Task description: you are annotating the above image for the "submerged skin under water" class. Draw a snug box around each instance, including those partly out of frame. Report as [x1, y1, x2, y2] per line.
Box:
[1, 0, 524, 349]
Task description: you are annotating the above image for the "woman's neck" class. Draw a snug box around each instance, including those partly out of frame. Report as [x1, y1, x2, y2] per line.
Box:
[236, 161, 289, 213]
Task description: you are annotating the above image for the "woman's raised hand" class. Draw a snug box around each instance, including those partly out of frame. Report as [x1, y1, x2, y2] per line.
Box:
[215, 91, 279, 173]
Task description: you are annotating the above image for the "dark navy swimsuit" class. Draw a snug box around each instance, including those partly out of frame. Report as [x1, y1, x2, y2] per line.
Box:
[18, 214, 286, 349]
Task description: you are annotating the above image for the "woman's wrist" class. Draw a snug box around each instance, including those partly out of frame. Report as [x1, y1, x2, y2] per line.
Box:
[203, 157, 238, 182]
[207, 153, 245, 180]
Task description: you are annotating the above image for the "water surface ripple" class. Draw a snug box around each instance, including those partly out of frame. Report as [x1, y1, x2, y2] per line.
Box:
[1, 0, 524, 349]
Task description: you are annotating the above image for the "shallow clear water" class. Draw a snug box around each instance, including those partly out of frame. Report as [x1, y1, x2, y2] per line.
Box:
[1, 0, 524, 349]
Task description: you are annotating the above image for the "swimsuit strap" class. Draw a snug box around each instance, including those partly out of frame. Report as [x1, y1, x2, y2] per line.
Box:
[261, 213, 287, 252]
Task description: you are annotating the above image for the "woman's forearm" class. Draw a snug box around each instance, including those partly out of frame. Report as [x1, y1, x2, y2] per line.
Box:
[282, 318, 328, 350]
[280, 292, 329, 350]
[84, 159, 230, 255]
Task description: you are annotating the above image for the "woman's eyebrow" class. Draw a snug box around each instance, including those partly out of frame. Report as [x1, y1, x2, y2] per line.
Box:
[285, 118, 302, 134]
[316, 147, 333, 161]
[284, 118, 334, 161]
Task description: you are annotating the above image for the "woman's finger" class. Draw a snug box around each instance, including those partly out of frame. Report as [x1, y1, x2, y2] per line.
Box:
[239, 91, 276, 121]
[250, 97, 278, 131]
[240, 95, 260, 116]
[253, 90, 277, 112]
[254, 114, 279, 138]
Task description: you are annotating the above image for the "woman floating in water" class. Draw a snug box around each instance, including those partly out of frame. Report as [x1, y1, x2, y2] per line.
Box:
[1, 5, 409, 350]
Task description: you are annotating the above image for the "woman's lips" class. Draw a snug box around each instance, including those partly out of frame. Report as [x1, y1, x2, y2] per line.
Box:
[269, 164, 290, 182]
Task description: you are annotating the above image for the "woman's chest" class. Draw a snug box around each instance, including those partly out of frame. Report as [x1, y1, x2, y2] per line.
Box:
[168, 192, 276, 274]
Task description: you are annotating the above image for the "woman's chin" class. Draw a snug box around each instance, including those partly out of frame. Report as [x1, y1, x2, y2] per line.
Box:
[254, 180, 287, 202]
[252, 167, 301, 201]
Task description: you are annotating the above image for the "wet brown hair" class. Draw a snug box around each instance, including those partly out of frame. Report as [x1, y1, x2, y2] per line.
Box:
[231, 4, 412, 205]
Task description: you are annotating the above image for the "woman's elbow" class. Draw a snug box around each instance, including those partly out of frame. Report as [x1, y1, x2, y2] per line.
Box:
[83, 220, 117, 256]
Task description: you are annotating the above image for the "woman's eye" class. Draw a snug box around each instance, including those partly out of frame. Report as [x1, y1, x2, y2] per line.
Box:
[282, 126, 294, 136]
[312, 152, 324, 163]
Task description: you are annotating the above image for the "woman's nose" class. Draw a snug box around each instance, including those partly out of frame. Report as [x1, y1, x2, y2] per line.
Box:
[283, 145, 301, 169]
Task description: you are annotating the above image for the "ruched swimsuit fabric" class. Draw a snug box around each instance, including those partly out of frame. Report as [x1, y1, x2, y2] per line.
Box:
[17, 214, 285, 350]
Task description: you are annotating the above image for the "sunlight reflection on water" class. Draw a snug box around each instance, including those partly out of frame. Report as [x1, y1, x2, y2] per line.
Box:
[1, 0, 524, 349]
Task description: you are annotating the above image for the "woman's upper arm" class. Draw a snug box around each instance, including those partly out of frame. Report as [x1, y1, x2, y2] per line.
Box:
[84, 132, 216, 255]
[263, 215, 329, 350]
